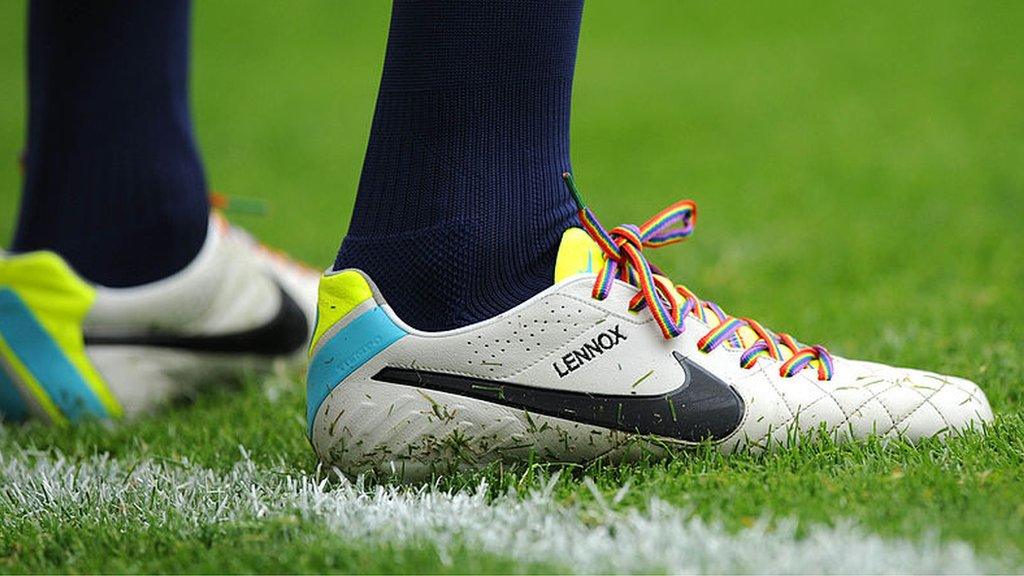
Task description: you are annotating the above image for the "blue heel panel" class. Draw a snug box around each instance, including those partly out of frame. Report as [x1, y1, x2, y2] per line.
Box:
[0, 288, 108, 421]
[0, 363, 28, 421]
[306, 306, 406, 436]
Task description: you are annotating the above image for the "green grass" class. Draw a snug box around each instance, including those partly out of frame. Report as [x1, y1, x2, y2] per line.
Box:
[1, 0, 1022, 573]
[1, 515, 551, 575]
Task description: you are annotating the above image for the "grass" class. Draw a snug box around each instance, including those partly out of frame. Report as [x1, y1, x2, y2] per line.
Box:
[1, 0, 1022, 573]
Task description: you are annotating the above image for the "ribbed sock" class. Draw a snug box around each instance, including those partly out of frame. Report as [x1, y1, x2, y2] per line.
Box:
[13, 0, 209, 287]
[335, 0, 584, 331]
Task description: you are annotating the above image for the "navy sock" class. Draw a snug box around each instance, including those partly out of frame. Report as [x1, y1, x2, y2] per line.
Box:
[13, 0, 208, 287]
[335, 0, 584, 332]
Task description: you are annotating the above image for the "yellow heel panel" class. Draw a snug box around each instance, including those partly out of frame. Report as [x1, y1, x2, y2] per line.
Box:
[310, 270, 374, 353]
[0, 251, 122, 418]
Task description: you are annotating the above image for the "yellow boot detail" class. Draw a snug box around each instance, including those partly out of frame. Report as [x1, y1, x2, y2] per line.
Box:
[309, 270, 375, 354]
[0, 251, 121, 422]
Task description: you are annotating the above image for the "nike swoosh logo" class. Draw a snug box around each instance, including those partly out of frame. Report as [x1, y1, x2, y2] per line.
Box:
[371, 351, 745, 443]
[84, 282, 308, 356]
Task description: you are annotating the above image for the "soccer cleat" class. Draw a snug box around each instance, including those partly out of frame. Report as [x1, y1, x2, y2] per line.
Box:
[0, 214, 317, 423]
[306, 175, 993, 479]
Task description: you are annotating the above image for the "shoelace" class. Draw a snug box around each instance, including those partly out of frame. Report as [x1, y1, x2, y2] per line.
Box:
[209, 192, 316, 274]
[563, 173, 834, 381]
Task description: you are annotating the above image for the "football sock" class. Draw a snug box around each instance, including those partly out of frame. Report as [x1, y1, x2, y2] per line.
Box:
[334, 0, 584, 331]
[12, 0, 209, 287]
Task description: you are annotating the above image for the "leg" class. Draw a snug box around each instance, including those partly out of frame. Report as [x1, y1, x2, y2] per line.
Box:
[14, 0, 208, 287]
[308, 1, 992, 478]
[1, 1, 318, 424]
[334, 0, 584, 331]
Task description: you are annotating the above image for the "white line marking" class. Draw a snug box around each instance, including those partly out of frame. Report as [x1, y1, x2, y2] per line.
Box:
[0, 450, 1001, 574]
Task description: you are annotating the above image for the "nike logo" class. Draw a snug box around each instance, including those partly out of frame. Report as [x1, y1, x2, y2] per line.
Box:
[84, 282, 308, 356]
[371, 351, 744, 443]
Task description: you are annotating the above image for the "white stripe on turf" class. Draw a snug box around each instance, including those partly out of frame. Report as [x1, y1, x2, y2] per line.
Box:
[0, 451, 999, 574]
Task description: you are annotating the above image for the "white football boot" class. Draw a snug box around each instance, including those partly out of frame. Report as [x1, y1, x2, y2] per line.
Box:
[306, 176, 992, 479]
[0, 214, 318, 423]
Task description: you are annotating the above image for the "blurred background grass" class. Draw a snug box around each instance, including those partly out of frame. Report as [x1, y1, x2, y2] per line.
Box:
[0, 0, 1021, 405]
